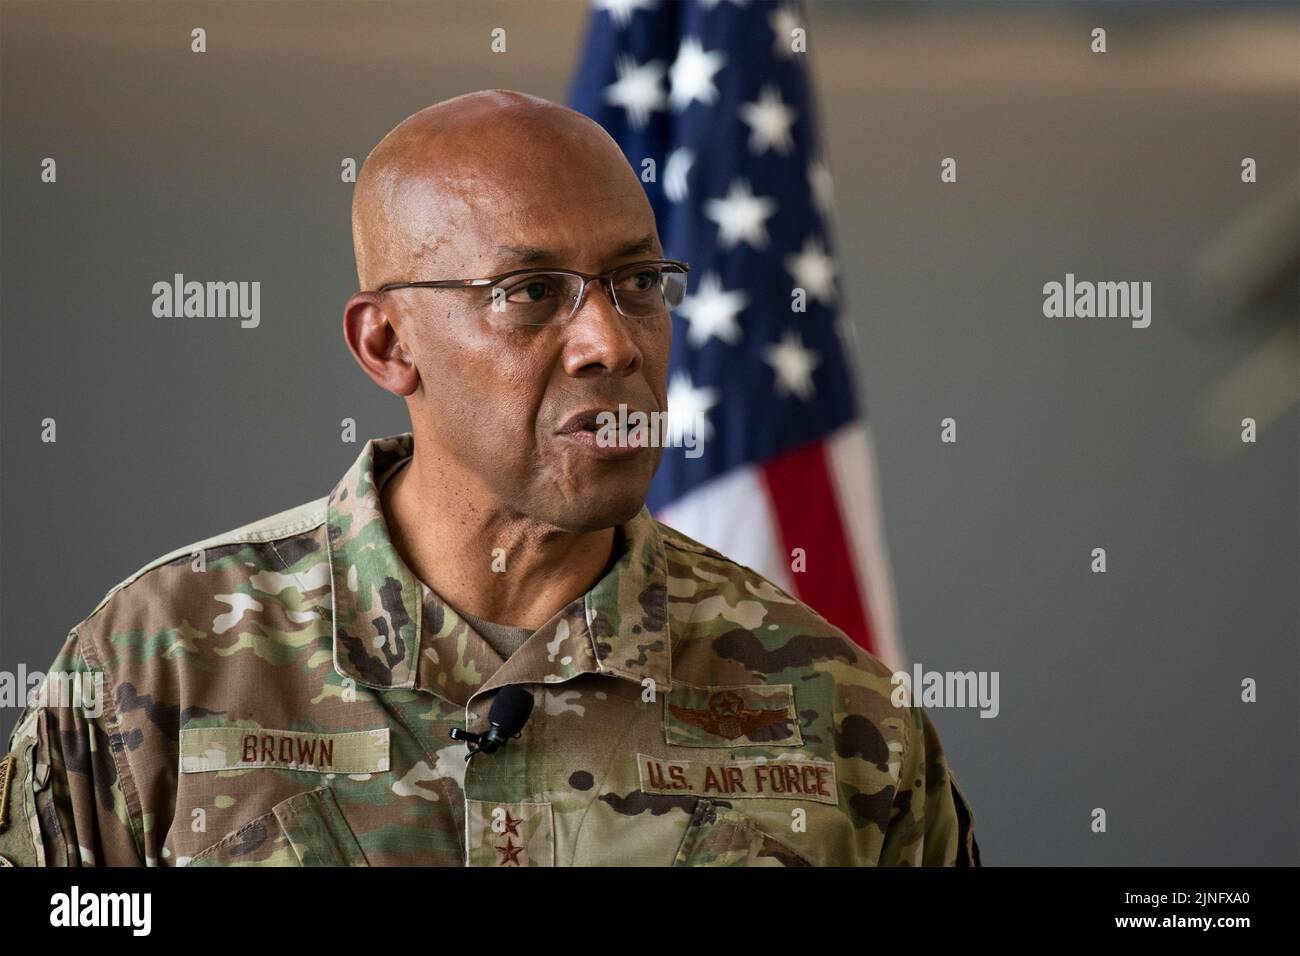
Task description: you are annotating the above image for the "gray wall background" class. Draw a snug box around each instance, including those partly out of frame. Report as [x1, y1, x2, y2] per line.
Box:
[2, 0, 1296, 865]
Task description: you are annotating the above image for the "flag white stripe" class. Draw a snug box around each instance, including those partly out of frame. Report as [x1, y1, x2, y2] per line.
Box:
[827, 422, 907, 672]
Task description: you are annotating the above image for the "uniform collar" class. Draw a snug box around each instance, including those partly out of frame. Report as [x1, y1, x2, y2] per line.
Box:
[326, 433, 671, 705]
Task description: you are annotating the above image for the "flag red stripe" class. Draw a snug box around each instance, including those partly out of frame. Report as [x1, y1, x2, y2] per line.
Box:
[760, 440, 877, 655]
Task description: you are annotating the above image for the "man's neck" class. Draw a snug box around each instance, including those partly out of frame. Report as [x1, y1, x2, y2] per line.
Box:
[379, 449, 616, 629]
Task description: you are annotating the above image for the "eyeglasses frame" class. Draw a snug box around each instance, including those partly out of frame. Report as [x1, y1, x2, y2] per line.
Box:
[370, 257, 691, 322]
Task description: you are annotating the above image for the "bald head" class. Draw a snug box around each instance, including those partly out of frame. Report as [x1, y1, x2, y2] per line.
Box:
[351, 90, 647, 291]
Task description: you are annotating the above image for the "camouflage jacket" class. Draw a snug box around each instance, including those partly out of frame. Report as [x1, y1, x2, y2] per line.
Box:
[0, 433, 979, 867]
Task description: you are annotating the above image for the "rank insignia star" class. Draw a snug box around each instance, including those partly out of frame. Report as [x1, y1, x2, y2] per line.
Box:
[496, 838, 525, 866]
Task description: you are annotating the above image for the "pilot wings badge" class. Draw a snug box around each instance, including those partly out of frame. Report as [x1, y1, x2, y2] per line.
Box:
[667, 687, 799, 744]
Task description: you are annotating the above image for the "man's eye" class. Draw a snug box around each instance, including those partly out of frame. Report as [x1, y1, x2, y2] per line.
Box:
[501, 277, 560, 303]
[618, 269, 659, 292]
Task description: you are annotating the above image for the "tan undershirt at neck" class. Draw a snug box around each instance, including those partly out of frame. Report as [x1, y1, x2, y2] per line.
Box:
[455, 608, 534, 661]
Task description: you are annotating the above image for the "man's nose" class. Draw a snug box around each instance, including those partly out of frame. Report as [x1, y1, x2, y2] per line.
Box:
[560, 279, 643, 378]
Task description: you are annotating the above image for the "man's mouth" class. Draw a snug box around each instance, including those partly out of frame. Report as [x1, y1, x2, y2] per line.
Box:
[556, 408, 610, 436]
[555, 406, 653, 459]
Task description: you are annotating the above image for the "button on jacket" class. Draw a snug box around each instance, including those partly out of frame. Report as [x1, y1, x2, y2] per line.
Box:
[0, 434, 978, 867]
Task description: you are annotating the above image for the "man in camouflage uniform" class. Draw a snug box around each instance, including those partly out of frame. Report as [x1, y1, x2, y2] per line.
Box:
[0, 91, 978, 867]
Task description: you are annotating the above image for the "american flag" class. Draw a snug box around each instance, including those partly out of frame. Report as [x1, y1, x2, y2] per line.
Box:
[569, 0, 905, 670]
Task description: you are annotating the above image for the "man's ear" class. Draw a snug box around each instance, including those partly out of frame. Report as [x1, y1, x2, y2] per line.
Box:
[343, 293, 419, 397]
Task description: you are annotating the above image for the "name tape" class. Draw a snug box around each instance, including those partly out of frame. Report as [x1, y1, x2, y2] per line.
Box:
[179, 726, 389, 774]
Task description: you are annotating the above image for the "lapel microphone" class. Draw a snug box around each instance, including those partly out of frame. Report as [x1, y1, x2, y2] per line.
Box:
[449, 684, 535, 762]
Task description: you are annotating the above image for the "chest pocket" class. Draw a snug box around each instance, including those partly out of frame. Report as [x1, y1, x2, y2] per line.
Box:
[187, 787, 369, 867]
[672, 799, 812, 867]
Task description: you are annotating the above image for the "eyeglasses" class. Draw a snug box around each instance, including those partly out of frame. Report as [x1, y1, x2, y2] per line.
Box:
[373, 258, 690, 327]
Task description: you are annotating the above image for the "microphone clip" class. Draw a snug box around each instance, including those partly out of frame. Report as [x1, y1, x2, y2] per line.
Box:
[451, 684, 535, 763]
[449, 726, 521, 763]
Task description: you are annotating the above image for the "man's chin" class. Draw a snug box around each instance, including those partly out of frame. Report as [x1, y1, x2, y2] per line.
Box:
[537, 449, 660, 533]
[551, 491, 648, 535]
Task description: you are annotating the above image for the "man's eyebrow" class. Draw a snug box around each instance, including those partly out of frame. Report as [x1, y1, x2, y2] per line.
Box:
[492, 244, 554, 270]
[490, 234, 660, 272]
[610, 234, 659, 260]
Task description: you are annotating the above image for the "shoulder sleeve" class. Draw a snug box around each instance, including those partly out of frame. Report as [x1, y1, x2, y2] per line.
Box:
[877, 705, 980, 866]
[0, 629, 145, 866]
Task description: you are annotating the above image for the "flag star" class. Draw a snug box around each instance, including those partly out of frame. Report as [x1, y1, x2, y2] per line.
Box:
[764, 329, 821, 401]
[664, 147, 695, 202]
[785, 235, 837, 305]
[740, 84, 797, 156]
[808, 157, 834, 217]
[669, 37, 726, 111]
[769, 4, 804, 59]
[594, 0, 657, 27]
[603, 54, 667, 129]
[704, 178, 778, 250]
[678, 272, 748, 346]
[667, 371, 720, 446]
